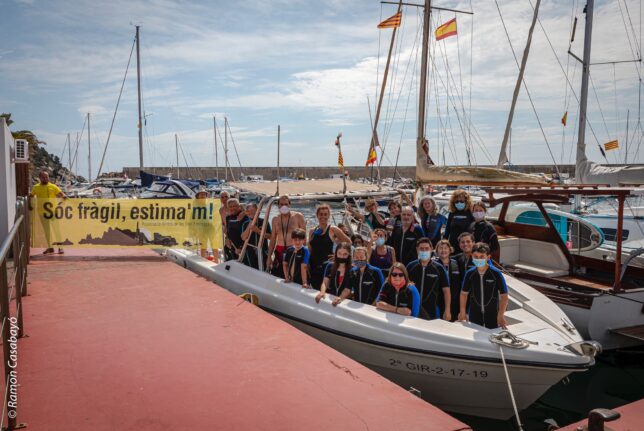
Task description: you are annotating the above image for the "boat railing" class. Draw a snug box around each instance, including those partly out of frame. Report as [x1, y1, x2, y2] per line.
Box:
[0, 197, 29, 430]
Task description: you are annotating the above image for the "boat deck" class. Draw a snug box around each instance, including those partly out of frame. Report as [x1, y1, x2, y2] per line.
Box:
[17, 248, 469, 431]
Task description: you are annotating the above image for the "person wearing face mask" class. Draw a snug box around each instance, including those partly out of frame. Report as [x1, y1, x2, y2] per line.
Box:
[434, 239, 461, 322]
[225, 198, 250, 261]
[444, 190, 474, 252]
[417, 196, 447, 246]
[333, 247, 384, 306]
[387, 206, 425, 266]
[376, 262, 420, 317]
[308, 204, 351, 290]
[283, 229, 310, 287]
[469, 201, 500, 262]
[369, 228, 396, 277]
[458, 242, 509, 329]
[241, 203, 272, 269]
[406, 238, 451, 320]
[316, 243, 353, 304]
[267, 195, 307, 278]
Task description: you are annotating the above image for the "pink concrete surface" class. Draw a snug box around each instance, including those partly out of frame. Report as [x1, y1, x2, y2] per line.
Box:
[18, 248, 471, 430]
[559, 398, 644, 431]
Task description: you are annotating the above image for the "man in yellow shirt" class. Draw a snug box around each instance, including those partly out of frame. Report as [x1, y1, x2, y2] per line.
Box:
[30, 171, 66, 254]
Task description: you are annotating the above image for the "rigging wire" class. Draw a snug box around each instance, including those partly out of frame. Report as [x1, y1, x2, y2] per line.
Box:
[495, 0, 560, 174]
[225, 119, 244, 170]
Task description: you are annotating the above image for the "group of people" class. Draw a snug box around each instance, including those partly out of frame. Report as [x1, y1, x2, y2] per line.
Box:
[220, 189, 508, 329]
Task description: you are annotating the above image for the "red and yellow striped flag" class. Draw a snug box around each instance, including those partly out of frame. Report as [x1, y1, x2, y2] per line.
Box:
[366, 147, 377, 166]
[338, 152, 344, 167]
[435, 18, 457, 41]
[604, 140, 619, 151]
[378, 11, 402, 29]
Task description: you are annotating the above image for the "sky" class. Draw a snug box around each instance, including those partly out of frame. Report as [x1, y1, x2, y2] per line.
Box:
[1, 0, 643, 179]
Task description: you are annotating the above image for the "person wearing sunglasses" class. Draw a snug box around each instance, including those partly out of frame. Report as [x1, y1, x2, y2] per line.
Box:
[376, 262, 420, 317]
[444, 189, 474, 253]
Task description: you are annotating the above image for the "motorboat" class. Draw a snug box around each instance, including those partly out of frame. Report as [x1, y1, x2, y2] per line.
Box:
[165, 179, 598, 420]
[139, 179, 195, 199]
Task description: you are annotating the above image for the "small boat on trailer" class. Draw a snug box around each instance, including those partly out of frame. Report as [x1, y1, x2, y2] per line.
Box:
[485, 185, 644, 350]
[166, 179, 599, 420]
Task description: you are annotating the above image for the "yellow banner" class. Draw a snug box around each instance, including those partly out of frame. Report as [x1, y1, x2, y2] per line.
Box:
[30, 198, 223, 250]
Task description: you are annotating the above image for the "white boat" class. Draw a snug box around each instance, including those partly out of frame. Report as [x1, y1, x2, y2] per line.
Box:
[166, 179, 599, 420]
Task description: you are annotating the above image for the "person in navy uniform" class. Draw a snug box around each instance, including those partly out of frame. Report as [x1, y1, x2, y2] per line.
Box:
[469, 201, 500, 262]
[316, 243, 352, 303]
[434, 239, 461, 322]
[454, 232, 475, 276]
[387, 206, 425, 266]
[376, 262, 420, 317]
[406, 238, 451, 320]
[458, 242, 509, 329]
[444, 190, 474, 252]
[333, 247, 385, 306]
[417, 196, 447, 246]
[283, 229, 310, 287]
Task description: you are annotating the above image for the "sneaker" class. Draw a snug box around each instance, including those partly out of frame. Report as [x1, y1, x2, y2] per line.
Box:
[43, 248, 55, 255]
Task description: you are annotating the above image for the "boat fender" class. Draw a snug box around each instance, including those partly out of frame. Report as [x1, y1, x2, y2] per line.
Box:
[239, 293, 259, 306]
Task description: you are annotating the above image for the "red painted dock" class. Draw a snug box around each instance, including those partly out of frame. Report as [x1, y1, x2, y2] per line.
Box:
[18, 248, 470, 430]
[560, 398, 644, 431]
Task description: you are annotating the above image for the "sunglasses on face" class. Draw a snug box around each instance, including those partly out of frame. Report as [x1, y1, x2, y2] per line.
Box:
[391, 273, 405, 277]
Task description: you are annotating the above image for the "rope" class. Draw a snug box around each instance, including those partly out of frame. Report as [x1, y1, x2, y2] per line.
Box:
[498, 345, 524, 431]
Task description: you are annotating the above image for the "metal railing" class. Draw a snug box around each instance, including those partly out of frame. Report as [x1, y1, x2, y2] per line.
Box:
[0, 198, 29, 430]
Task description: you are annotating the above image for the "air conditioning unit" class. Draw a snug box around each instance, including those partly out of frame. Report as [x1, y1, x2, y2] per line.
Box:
[14, 139, 29, 163]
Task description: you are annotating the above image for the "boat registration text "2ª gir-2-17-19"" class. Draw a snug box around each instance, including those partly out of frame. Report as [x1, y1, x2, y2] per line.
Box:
[389, 358, 489, 378]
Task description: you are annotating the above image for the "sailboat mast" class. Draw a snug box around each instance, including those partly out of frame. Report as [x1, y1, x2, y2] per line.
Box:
[67, 133, 71, 172]
[416, 0, 432, 167]
[224, 117, 229, 181]
[136, 25, 144, 170]
[213, 116, 219, 179]
[576, 0, 594, 176]
[497, 0, 541, 168]
[175, 134, 179, 179]
[87, 112, 91, 181]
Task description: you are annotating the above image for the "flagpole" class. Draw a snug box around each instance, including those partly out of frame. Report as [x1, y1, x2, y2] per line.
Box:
[336, 133, 347, 195]
[367, 96, 381, 188]
[276, 125, 281, 196]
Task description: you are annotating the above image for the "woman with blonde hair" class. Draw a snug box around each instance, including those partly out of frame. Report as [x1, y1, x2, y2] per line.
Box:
[444, 189, 474, 252]
[417, 195, 447, 246]
[375, 262, 420, 317]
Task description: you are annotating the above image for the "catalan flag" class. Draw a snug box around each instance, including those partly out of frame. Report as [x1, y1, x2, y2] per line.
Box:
[366, 147, 377, 166]
[604, 140, 619, 151]
[561, 111, 568, 126]
[435, 18, 457, 41]
[378, 11, 402, 29]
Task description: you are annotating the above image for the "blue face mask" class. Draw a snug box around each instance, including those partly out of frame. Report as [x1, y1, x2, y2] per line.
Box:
[455, 202, 466, 211]
[354, 260, 367, 268]
[375, 237, 386, 247]
[472, 258, 487, 268]
[418, 251, 431, 261]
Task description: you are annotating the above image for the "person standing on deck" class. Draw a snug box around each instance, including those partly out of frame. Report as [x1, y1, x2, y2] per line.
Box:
[30, 170, 67, 255]
[219, 191, 232, 260]
[454, 232, 476, 277]
[193, 190, 218, 259]
[406, 238, 451, 320]
[417, 196, 447, 246]
[283, 229, 310, 287]
[385, 200, 403, 235]
[375, 262, 420, 317]
[225, 198, 249, 261]
[241, 203, 271, 269]
[266, 196, 306, 278]
[444, 190, 474, 252]
[308, 204, 350, 290]
[458, 243, 509, 329]
[333, 247, 384, 306]
[316, 243, 352, 304]
[387, 206, 425, 266]
[369, 228, 396, 277]
[434, 239, 461, 322]
[469, 201, 500, 262]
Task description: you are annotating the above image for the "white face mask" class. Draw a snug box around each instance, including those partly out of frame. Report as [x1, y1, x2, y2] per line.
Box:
[473, 211, 485, 221]
[279, 205, 290, 215]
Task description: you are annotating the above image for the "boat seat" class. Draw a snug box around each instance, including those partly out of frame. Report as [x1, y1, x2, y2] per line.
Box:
[499, 237, 569, 277]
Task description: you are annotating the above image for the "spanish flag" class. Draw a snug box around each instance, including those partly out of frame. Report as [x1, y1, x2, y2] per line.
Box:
[604, 140, 619, 151]
[561, 111, 568, 126]
[366, 147, 377, 166]
[378, 11, 402, 29]
[435, 18, 457, 41]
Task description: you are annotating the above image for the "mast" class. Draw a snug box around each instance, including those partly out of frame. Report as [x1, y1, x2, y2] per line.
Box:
[87, 112, 91, 181]
[575, 0, 594, 178]
[175, 133, 179, 179]
[67, 133, 71, 172]
[224, 117, 229, 181]
[213, 116, 219, 179]
[371, 0, 403, 152]
[136, 25, 144, 170]
[497, 0, 541, 167]
[277, 125, 281, 195]
[416, 0, 432, 168]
